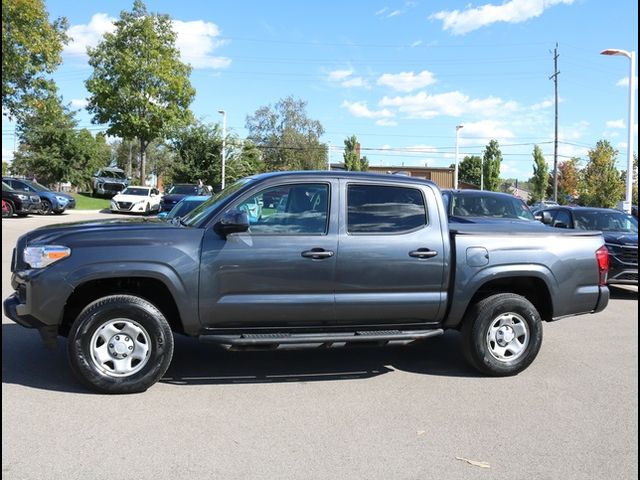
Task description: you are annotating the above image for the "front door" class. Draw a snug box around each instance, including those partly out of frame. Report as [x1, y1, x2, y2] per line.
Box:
[199, 181, 338, 328]
[334, 181, 447, 325]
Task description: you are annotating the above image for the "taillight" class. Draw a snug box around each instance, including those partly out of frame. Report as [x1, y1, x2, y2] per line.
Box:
[595, 246, 609, 286]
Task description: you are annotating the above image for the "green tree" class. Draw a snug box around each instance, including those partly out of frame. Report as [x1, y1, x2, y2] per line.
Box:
[86, 0, 195, 183]
[12, 92, 110, 187]
[556, 158, 580, 204]
[246, 96, 327, 171]
[530, 145, 549, 203]
[579, 140, 624, 207]
[343, 135, 369, 171]
[482, 139, 502, 192]
[452, 155, 482, 186]
[2, 161, 9, 176]
[2, 0, 68, 118]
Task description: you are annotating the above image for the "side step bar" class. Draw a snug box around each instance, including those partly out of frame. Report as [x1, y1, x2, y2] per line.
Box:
[200, 329, 444, 346]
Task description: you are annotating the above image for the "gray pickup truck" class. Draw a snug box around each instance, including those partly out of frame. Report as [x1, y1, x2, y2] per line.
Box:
[4, 172, 610, 393]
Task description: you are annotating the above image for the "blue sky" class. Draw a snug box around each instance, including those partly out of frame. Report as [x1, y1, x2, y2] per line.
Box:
[2, 0, 638, 181]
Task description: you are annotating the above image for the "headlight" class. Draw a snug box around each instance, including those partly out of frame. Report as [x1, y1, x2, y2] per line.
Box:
[133, 199, 146, 205]
[23, 246, 71, 269]
[56, 196, 69, 204]
[16, 194, 28, 200]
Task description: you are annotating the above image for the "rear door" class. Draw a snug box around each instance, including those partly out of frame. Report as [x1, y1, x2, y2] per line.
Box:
[198, 180, 339, 328]
[334, 180, 447, 325]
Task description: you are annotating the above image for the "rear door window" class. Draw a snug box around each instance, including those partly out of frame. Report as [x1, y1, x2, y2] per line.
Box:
[347, 184, 427, 234]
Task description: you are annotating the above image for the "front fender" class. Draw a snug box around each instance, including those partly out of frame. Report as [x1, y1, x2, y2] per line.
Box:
[64, 261, 200, 335]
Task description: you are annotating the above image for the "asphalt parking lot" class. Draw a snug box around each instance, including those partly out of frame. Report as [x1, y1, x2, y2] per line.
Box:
[2, 210, 638, 480]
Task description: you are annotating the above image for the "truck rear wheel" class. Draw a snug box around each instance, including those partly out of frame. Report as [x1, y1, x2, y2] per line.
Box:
[461, 293, 542, 376]
[67, 295, 174, 394]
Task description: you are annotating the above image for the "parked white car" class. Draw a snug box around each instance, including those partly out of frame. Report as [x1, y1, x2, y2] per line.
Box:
[111, 186, 162, 214]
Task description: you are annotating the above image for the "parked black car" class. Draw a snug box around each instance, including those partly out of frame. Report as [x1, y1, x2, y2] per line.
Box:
[160, 184, 208, 212]
[539, 206, 638, 285]
[3, 177, 75, 214]
[2, 181, 42, 217]
[441, 189, 539, 224]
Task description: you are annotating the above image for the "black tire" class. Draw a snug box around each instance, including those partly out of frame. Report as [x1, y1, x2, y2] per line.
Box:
[68, 295, 174, 394]
[53, 209, 65, 214]
[38, 199, 52, 215]
[461, 293, 543, 376]
[3, 201, 13, 218]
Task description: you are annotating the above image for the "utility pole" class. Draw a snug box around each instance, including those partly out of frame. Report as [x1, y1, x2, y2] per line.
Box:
[550, 43, 560, 202]
[327, 141, 331, 170]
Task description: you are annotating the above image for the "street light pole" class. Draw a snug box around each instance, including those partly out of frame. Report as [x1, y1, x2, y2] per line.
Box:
[601, 49, 636, 214]
[455, 125, 464, 189]
[218, 110, 227, 190]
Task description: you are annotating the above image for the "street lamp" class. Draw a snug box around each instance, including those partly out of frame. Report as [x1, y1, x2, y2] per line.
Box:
[455, 125, 464, 189]
[601, 48, 636, 213]
[218, 109, 227, 190]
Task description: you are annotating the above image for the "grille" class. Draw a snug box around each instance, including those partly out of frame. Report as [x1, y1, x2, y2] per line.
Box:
[607, 244, 638, 265]
[117, 202, 133, 210]
[103, 182, 125, 191]
[615, 272, 638, 282]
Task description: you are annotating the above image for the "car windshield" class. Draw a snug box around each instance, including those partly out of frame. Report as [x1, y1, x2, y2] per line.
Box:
[99, 170, 126, 179]
[181, 178, 254, 227]
[166, 199, 207, 219]
[22, 180, 49, 192]
[2, 181, 14, 191]
[574, 211, 638, 233]
[121, 187, 149, 196]
[450, 193, 535, 220]
[167, 184, 199, 195]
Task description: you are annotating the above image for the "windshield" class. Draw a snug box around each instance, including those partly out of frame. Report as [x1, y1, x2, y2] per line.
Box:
[22, 180, 49, 192]
[181, 178, 254, 227]
[120, 187, 150, 196]
[166, 199, 207, 219]
[167, 184, 199, 195]
[99, 170, 126, 179]
[2, 181, 14, 191]
[451, 193, 535, 221]
[574, 211, 638, 233]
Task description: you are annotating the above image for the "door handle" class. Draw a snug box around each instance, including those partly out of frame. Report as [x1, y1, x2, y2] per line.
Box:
[409, 248, 438, 259]
[301, 248, 335, 259]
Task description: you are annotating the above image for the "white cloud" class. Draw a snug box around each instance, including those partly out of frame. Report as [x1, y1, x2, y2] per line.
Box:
[379, 91, 517, 118]
[410, 40, 423, 47]
[172, 20, 231, 69]
[70, 98, 89, 109]
[375, 7, 388, 16]
[456, 120, 515, 146]
[328, 69, 353, 81]
[530, 98, 554, 110]
[377, 70, 436, 92]
[387, 10, 404, 17]
[559, 121, 589, 141]
[65, 13, 116, 56]
[430, 0, 575, 35]
[606, 119, 625, 129]
[341, 77, 369, 88]
[341, 100, 394, 119]
[64, 14, 230, 69]
[616, 76, 638, 90]
[376, 119, 398, 127]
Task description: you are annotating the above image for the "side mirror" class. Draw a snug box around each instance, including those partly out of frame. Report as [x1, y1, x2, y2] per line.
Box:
[540, 211, 553, 225]
[214, 210, 250, 238]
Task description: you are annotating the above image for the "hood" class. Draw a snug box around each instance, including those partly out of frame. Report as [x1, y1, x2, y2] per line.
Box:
[112, 193, 148, 203]
[161, 193, 188, 203]
[20, 218, 180, 245]
[602, 231, 638, 246]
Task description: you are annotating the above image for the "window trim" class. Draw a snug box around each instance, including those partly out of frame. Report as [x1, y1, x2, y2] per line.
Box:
[345, 182, 429, 236]
[226, 182, 332, 237]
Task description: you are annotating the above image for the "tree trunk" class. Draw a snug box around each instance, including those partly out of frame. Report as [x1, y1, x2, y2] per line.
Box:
[127, 140, 133, 178]
[139, 139, 147, 185]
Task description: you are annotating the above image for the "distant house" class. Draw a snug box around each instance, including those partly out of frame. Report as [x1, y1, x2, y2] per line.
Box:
[509, 186, 532, 203]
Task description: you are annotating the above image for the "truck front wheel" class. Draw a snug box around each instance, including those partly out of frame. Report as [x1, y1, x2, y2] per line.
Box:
[68, 295, 174, 394]
[461, 293, 542, 376]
